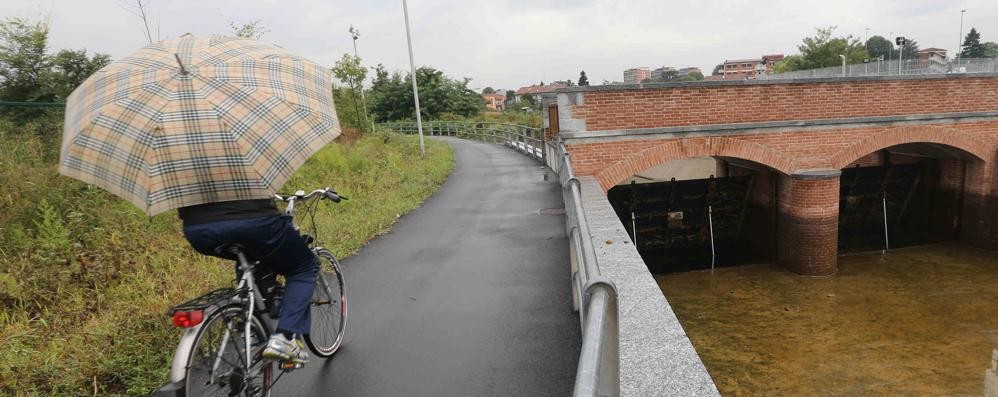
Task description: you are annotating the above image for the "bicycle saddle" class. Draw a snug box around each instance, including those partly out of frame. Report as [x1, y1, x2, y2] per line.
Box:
[213, 243, 247, 256]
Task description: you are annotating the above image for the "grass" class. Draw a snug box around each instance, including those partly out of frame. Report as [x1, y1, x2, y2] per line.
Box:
[0, 121, 453, 396]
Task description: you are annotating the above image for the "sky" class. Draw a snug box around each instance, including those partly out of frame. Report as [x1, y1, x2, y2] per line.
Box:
[2, 0, 996, 91]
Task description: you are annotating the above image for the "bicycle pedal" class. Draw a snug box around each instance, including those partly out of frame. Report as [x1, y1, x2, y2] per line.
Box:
[280, 361, 305, 370]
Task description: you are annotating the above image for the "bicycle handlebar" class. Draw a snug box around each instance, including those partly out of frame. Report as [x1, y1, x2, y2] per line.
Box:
[274, 187, 347, 216]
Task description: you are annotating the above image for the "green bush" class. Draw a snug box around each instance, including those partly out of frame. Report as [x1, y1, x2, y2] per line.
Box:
[0, 121, 453, 395]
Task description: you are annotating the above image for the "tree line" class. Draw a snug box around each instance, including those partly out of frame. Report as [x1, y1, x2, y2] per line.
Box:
[0, 18, 111, 120]
[772, 26, 998, 74]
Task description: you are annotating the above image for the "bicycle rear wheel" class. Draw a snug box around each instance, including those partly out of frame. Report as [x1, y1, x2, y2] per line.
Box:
[305, 248, 347, 357]
[186, 304, 273, 397]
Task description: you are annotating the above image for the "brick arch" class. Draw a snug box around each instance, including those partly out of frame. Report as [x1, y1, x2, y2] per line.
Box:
[829, 125, 990, 169]
[594, 136, 795, 190]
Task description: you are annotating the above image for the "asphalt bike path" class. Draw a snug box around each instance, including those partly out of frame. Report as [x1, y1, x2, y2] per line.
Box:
[276, 137, 581, 396]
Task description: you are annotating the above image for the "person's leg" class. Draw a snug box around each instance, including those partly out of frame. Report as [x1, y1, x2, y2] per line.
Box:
[252, 215, 320, 337]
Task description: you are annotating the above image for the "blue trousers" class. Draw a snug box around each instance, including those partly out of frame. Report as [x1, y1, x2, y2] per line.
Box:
[183, 215, 319, 336]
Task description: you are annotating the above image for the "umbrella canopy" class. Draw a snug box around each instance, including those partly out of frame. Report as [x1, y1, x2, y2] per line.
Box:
[60, 34, 340, 216]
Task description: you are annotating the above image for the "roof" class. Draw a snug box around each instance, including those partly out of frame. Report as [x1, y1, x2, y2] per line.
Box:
[724, 58, 763, 64]
[920, 47, 947, 53]
[481, 93, 505, 99]
[515, 83, 568, 95]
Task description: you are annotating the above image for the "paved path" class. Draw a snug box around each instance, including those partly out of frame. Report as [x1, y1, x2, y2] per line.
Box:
[276, 137, 581, 396]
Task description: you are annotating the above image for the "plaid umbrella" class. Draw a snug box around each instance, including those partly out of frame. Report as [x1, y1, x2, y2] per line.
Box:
[59, 34, 339, 216]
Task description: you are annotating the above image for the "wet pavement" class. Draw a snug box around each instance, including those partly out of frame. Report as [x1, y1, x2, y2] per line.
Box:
[273, 137, 580, 396]
[658, 243, 998, 396]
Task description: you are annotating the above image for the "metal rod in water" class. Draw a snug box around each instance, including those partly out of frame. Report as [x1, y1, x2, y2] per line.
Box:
[708, 205, 716, 271]
[630, 211, 637, 246]
[883, 194, 890, 252]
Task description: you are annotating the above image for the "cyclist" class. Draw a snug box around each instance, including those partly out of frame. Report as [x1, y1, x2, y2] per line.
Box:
[178, 198, 317, 365]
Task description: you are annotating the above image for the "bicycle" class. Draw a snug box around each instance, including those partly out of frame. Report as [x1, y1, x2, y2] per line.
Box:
[152, 188, 348, 397]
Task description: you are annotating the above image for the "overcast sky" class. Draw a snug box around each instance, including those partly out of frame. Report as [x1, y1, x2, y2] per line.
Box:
[2, 0, 996, 91]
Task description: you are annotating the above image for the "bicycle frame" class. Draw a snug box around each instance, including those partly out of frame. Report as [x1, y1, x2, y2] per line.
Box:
[166, 253, 275, 384]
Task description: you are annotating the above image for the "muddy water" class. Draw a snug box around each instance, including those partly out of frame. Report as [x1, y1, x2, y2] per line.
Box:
[657, 243, 998, 396]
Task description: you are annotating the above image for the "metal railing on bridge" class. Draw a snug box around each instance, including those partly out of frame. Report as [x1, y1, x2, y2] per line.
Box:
[380, 121, 621, 397]
[757, 57, 998, 80]
[378, 121, 544, 161]
[547, 139, 620, 397]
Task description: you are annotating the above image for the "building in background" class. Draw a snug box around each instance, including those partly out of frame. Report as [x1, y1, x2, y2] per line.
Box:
[623, 67, 651, 84]
[723, 54, 784, 79]
[482, 93, 505, 111]
[918, 48, 948, 63]
[514, 82, 568, 105]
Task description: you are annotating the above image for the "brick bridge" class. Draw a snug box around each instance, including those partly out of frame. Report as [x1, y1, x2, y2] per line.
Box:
[542, 74, 998, 276]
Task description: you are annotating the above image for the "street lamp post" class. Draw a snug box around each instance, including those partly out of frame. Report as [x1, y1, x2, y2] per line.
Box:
[402, 0, 425, 155]
[957, 9, 966, 63]
[348, 25, 372, 132]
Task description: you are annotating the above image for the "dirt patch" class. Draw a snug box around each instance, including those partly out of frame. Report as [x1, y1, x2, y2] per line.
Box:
[658, 243, 998, 396]
[335, 127, 363, 144]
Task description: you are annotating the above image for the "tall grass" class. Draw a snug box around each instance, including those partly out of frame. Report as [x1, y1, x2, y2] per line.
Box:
[0, 123, 453, 396]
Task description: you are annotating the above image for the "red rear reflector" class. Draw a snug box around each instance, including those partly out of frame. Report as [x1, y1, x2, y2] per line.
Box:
[172, 310, 204, 328]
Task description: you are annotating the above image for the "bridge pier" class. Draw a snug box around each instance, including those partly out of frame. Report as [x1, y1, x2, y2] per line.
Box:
[778, 169, 841, 276]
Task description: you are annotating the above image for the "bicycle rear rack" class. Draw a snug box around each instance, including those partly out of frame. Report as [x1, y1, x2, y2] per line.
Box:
[167, 287, 244, 316]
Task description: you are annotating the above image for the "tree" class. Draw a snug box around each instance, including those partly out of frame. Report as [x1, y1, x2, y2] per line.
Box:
[984, 42, 998, 58]
[120, 0, 159, 44]
[504, 89, 516, 107]
[331, 54, 368, 130]
[899, 38, 920, 59]
[369, 65, 484, 122]
[774, 26, 868, 72]
[865, 35, 893, 60]
[230, 20, 268, 39]
[711, 63, 723, 76]
[578, 70, 589, 86]
[41, 49, 111, 100]
[677, 71, 704, 81]
[655, 69, 679, 82]
[564, 78, 574, 87]
[481, 86, 495, 94]
[961, 28, 985, 58]
[0, 18, 50, 103]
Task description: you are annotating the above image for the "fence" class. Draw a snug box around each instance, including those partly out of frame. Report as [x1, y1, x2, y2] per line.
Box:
[381, 121, 621, 397]
[378, 121, 544, 161]
[547, 139, 620, 397]
[758, 57, 998, 80]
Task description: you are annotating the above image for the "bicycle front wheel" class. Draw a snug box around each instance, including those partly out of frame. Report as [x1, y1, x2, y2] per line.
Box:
[185, 304, 273, 397]
[305, 248, 347, 357]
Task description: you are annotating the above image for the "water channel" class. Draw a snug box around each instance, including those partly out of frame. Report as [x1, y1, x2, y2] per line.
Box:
[658, 243, 998, 396]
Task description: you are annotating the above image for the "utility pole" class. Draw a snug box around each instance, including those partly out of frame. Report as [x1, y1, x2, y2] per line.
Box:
[348, 25, 372, 132]
[896, 36, 906, 75]
[402, 0, 425, 155]
[887, 32, 894, 62]
[957, 9, 966, 62]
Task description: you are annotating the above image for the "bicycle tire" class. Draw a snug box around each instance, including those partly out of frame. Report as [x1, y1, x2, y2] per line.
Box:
[185, 304, 273, 397]
[305, 248, 347, 357]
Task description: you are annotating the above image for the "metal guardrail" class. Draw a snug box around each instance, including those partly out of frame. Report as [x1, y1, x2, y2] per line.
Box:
[378, 121, 544, 161]
[758, 57, 998, 80]
[382, 121, 620, 396]
[546, 139, 620, 397]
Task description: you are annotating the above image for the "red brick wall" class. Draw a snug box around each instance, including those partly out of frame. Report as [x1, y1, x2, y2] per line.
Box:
[570, 77, 998, 131]
[560, 77, 998, 254]
[778, 174, 840, 275]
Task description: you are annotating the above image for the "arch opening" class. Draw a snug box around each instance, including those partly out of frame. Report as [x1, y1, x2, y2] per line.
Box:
[607, 156, 780, 273]
[836, 142, 986, 254]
